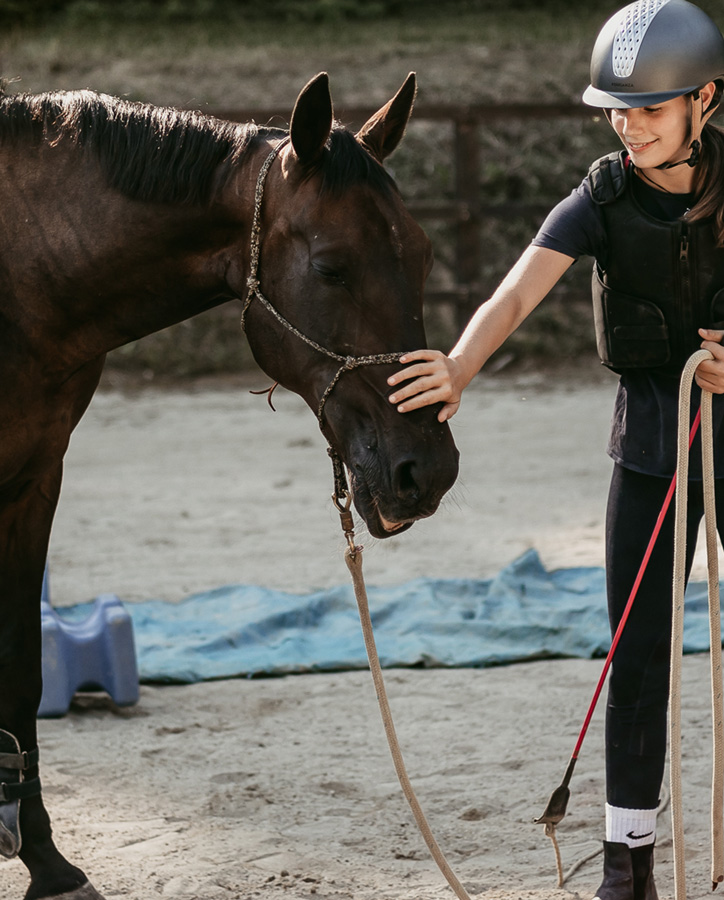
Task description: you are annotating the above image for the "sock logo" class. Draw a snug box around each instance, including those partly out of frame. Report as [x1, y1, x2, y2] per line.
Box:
[626, 829, 654, 841]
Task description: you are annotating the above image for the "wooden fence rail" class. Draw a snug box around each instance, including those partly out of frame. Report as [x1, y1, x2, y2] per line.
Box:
[208, 102, 600, 330]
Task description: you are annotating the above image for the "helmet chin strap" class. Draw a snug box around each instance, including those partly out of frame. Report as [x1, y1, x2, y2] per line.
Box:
[656, 90, 704, 170]
[655, 139, 701, 170]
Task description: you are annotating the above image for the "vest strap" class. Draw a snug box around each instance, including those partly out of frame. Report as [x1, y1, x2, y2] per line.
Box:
[589, 150, 627, 205]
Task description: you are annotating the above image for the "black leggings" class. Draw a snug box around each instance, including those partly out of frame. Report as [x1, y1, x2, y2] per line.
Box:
[605, 463, 724, 809]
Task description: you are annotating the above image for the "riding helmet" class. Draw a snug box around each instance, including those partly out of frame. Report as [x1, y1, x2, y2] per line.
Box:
[582, 0, 724, 109]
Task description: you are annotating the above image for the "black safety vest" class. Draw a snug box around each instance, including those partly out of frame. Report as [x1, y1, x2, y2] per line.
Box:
[589, 150, 724, 375]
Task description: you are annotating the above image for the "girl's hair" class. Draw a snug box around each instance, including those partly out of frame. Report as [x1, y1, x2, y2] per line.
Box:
[688, 85, 724, 246]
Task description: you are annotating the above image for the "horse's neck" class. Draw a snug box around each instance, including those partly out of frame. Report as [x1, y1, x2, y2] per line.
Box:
[0, 142, 252, 375]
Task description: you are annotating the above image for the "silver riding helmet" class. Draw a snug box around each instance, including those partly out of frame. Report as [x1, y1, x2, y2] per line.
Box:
[583, 0, 724, 109]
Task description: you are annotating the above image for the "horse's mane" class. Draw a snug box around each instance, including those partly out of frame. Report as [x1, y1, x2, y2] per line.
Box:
[0, 89, 263, 204]
[0, 88, 395, 205]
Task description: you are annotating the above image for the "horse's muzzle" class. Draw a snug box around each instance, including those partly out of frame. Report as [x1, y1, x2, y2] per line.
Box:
[352, 438, 459, 540]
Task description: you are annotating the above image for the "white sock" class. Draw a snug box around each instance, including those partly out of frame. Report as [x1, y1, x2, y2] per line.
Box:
[605, 802, 657, 848]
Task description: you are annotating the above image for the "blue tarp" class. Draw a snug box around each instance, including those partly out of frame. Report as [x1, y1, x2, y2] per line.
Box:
[56, 549, 724, 683]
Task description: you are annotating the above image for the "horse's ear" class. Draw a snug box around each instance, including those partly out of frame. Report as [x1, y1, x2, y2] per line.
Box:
[290, 72, 333, 167]
[355, 72, 417, 162]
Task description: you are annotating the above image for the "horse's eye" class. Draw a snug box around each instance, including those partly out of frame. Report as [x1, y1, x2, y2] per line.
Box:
[312, 261, 346, 284]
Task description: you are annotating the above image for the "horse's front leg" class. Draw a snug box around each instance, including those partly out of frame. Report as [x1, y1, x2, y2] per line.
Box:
[0, 466, 105, 900]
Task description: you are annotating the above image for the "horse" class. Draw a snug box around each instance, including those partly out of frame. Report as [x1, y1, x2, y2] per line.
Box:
[0, 71, 459, 898]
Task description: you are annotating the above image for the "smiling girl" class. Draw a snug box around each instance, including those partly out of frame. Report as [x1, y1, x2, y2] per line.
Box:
[388, 1, 724, 898]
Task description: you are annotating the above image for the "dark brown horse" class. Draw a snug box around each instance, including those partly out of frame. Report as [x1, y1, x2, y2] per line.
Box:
[0, 73, 458, 898]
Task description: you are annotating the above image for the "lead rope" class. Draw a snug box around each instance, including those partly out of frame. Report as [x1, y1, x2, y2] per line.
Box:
[670, 348, 724, 898]
[243, 139, 469, 898]
[332, 471, 472, 900]
[244, 137, 470, 898]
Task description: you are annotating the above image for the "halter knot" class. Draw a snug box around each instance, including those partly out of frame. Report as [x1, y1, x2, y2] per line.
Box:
[246, 276, 260, 292]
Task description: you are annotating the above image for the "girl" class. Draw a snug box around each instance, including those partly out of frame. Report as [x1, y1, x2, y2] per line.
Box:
[387, 2, 724, 898]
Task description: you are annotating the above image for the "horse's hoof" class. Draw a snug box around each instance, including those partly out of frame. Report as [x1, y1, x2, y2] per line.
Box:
[37, 883, 106, 900]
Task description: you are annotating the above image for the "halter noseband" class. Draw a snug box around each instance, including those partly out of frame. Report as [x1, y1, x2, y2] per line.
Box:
[240, 138, 410, 503]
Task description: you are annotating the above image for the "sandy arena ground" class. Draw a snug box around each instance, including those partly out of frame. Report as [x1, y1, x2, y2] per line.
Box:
[3, 364, 724, 900]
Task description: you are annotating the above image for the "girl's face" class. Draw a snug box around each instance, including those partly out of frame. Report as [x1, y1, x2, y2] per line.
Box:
[609, 94, 691, 169]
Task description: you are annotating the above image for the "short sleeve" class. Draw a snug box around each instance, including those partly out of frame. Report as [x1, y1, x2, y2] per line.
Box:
[531, 177, 608, 265]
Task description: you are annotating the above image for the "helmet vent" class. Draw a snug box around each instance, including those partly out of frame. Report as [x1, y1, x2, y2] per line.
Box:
[612, 0, 671, 77]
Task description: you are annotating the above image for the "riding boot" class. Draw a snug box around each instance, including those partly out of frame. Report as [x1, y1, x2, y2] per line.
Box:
[630, 843, 658, 900]
[0, 728, 41, 859]
[592, 841, 635, 900]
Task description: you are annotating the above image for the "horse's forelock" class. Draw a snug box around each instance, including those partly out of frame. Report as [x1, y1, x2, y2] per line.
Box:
[308, 126, 398, 197]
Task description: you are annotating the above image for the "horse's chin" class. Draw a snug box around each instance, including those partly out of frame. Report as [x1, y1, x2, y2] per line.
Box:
[347, 470, 422, 538]
[338, 424, 456, 540]
[364, 507, 415, 540]
[378, 512, 410, 535]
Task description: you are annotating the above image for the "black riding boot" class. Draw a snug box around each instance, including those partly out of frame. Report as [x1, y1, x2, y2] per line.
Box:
[593, 841, 658, 900]
[631, 843, 658, 900]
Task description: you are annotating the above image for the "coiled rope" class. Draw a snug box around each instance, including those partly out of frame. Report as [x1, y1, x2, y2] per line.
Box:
[670, 348, 724, 898]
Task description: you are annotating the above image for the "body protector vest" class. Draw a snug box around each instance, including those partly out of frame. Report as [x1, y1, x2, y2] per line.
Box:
[589, 150, 724, 375]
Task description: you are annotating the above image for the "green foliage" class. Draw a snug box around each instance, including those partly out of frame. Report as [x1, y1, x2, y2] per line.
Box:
[0, 0, 683, 27]
[0, 0, 394, 26]
[0, 0, 60, 24]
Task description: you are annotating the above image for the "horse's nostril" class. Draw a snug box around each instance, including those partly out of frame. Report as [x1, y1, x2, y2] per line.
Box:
[394, 459, 420, 502]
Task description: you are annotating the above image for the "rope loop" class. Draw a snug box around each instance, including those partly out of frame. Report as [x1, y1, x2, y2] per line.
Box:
[669, 347, 723, 899]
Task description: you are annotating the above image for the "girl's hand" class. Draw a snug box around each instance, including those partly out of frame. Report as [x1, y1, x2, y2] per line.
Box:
[696, 328, 724, 393]
[387, 349, 463, 423]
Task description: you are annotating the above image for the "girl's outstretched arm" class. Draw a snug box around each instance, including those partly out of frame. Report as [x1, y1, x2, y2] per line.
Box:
[388, 245, 575, 422]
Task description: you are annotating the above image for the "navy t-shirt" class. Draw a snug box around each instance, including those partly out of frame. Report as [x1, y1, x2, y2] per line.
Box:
[531, 170, 723, 479]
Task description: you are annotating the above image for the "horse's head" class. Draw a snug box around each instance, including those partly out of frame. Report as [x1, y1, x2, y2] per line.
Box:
[234, 73, 459, 539]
